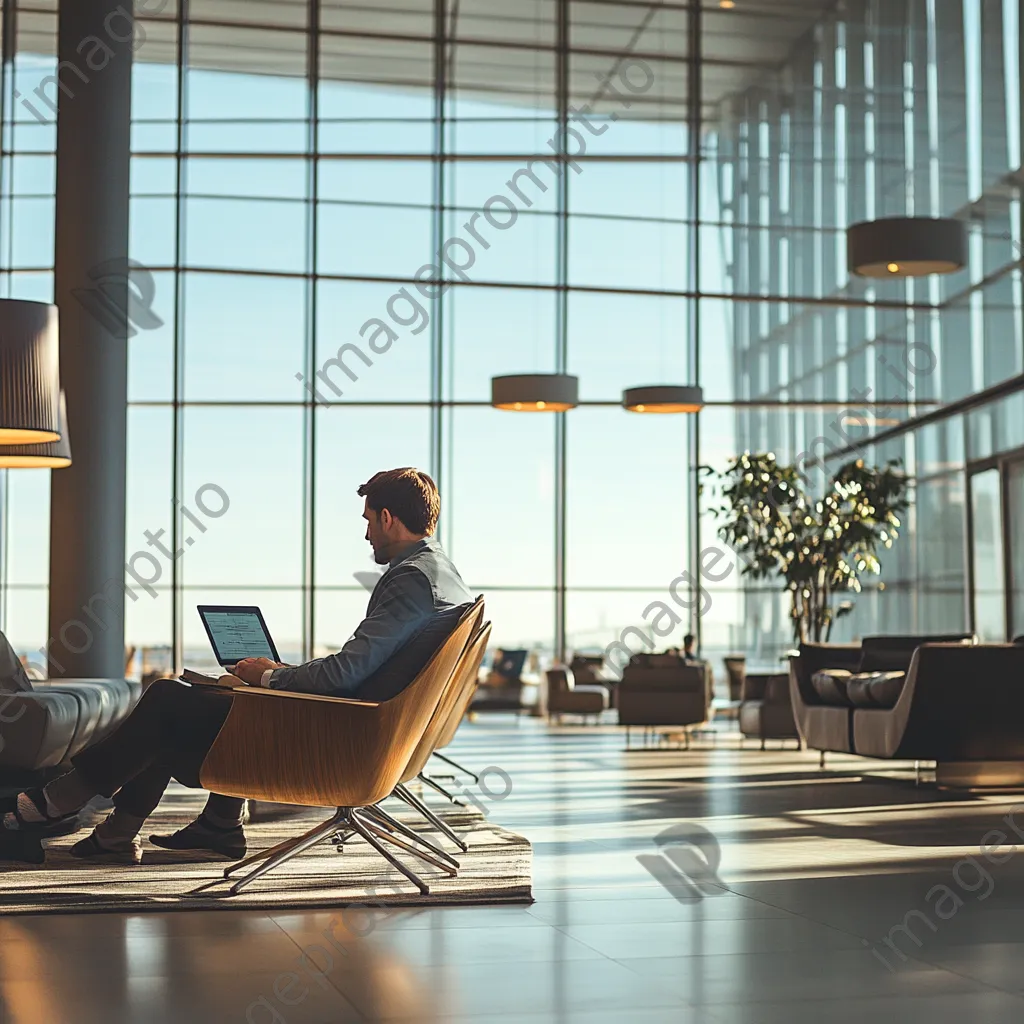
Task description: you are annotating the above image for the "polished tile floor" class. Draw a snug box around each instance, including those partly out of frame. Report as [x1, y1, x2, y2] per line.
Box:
[4, 718, 1024, 1022]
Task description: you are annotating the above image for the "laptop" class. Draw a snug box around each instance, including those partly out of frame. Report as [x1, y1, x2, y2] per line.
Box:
[181, 605, 281, 686]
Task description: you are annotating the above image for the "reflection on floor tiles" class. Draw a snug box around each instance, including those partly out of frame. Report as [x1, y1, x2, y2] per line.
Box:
[4, 719, 1024, 1022]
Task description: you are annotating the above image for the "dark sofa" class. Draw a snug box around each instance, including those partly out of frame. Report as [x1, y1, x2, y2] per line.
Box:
[789, 633, 1024, 785]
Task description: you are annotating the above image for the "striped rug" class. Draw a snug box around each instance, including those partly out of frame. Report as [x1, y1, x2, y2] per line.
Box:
[0, 789, 532, 916]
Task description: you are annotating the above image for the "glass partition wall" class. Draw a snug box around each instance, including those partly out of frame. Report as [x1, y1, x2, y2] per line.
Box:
[0, 0, 1019, 677]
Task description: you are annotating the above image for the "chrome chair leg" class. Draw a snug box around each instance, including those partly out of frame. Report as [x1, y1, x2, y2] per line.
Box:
[365, 804, 460, 870]
[223, 815, 332, 878]
[418, 773, 465, 806]
[348, 811, 430, 895]
[395, 783, 469, 854]
[352, 810, 457, 877]
[186, 810, 346, 896]
[431, 750, 479, 784]
[228, 809, 349, 896]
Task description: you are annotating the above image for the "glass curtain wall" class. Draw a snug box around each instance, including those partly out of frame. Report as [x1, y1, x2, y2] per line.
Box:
[0, 0, 1020, 675]
[0, 0, 701, 674]
[703, 0, 1022, 660]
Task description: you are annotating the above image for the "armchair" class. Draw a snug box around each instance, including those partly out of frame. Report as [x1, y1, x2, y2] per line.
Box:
[545, 665, 609, 722]
[616, 654, 711, 748]
[471, 647, 527, 713]
[738, 672, 800, 749]
[196, 598, 483, 896]
[723, 656, 746, 702]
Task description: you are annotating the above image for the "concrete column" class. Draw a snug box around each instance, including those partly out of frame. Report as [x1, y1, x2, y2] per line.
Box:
[47, 0, 134, 678]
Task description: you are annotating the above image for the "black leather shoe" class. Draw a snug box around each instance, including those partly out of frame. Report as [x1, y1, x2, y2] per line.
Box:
[149, 817, 246, 860]
[69, 832, 143, 865]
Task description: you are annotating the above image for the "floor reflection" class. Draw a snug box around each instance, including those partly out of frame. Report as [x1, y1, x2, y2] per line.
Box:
[3, 719, 1024, 1023]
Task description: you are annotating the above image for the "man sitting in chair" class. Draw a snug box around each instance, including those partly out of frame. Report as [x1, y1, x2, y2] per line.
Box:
[1, 468, 472, 865]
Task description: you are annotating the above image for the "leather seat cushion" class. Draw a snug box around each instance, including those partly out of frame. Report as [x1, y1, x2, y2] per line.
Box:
[0, 690, 80, 770]
[811, 669, 854, 706]
[844, 671, 905, 709]
[868, 673, 906, 708]
[32, 679, 141, 758]
[554, 686, 607, 714]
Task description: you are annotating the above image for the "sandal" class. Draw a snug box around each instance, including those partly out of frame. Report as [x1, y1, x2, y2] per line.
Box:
[2, 789, 81, 837]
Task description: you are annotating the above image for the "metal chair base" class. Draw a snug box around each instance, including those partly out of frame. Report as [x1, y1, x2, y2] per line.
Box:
[186, 805, 435, 898]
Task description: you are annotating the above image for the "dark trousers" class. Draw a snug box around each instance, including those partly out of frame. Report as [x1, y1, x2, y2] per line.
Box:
[72, 678, 245, 822]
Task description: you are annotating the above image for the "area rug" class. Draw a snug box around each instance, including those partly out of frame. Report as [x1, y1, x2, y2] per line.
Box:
[0, 789, 533, 916]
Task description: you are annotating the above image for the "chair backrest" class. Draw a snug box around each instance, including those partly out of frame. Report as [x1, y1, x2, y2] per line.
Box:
[491, 648, 527, 682]
[569, 654, 602, 685]
[546, 666, 573, 695]
[435, 621, 492, 752]
[199, 598, 483, 808]
[357, 597, 481, 701]
[401, 615, 490, 781]
[857, 633, 975, 673]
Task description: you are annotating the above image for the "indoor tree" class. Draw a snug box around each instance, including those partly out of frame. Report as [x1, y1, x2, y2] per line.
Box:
[707, 453, 910, 643]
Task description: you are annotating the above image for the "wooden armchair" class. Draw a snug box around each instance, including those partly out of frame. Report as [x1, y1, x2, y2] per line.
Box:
[329, 617, 492, 874]
[195, 598, 484, 896]
[385, 620, 492, 855]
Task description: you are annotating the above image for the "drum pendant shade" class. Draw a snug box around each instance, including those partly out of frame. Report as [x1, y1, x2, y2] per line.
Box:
[623, 384, 704, 414]
[0, 300, 60, 443]
[0, 390, 71, 468]
[848, 217, 966, 278]
[491, 374, 579, 412]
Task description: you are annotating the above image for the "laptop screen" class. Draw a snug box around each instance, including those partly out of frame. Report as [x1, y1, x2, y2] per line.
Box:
[197, 605, 279, 666]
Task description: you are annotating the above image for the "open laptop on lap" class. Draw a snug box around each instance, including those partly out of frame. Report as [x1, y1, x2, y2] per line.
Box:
[180, 605, 281, 686]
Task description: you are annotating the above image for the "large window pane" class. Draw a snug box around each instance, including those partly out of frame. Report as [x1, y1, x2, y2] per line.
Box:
[314, 280, 432, 403]
[180, 407, 304, 587]
[970, 468, 1006, 641]
[314, 406, 432, 586]
[447, 286, 557, 400]
[568, 291, 687, 401]
[185, 196, 307, 273]
[446, 409, 554, 587]
[125, 407, 174, 669]
[183, 272, 306, 400]
[566, 408, 689, 588]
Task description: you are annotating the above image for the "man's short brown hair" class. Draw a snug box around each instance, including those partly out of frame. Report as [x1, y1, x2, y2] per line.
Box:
[358, 468, 440, 535]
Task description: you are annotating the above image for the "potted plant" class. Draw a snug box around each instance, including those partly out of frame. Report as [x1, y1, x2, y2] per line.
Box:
[708, 453, 909, 643]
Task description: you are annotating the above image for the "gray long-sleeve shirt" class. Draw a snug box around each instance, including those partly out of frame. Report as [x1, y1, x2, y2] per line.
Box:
[265, 536, 472, 697]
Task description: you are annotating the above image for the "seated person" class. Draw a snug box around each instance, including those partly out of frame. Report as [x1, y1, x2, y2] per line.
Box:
[0, 467, 472, 865]
[483, 648, 527, 687]
[682, 634, 703, 664]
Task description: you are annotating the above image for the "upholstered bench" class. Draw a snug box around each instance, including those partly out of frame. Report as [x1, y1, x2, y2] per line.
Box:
[0, 679, 140, 775]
